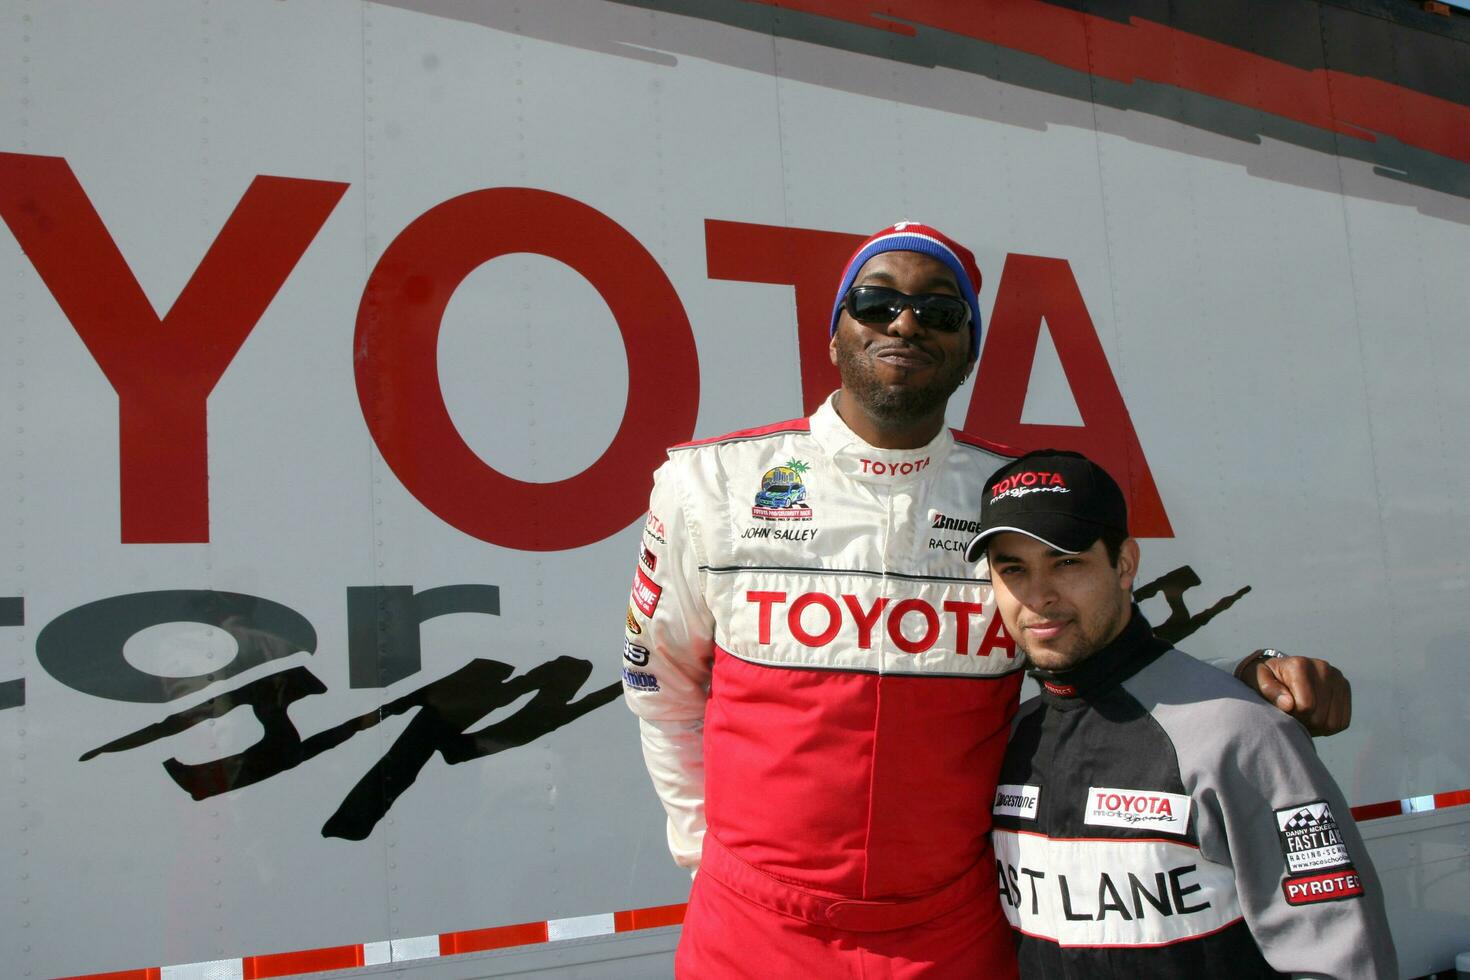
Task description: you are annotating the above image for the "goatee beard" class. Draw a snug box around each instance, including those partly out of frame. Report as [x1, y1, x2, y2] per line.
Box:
[834, 342, 969, 429]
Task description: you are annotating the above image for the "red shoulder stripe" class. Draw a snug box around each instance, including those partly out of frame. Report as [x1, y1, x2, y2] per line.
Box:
[950, 428, 1022, 458]
[671, 417, 810, 450]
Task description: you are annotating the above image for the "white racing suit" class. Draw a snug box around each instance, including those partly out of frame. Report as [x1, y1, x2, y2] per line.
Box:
[623, 395, 1024, 977]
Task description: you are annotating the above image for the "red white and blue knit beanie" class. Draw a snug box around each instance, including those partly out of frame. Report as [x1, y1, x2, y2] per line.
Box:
[828, 221, 984, 359]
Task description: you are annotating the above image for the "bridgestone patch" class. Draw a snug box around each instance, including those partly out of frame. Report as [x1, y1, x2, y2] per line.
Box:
[993, 783, 1040, 819]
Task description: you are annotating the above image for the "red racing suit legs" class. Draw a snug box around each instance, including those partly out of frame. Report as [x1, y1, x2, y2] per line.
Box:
[677, 855, 1019, 979]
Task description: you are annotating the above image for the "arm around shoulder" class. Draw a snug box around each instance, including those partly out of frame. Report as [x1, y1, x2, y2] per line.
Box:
[1229, 649, 1352, 736]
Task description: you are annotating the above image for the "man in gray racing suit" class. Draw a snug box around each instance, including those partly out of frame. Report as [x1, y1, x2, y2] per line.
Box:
[974, 449, 1396, 977]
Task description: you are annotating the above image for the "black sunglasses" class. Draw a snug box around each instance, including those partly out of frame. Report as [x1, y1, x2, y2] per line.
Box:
[842, 285, 970, 333]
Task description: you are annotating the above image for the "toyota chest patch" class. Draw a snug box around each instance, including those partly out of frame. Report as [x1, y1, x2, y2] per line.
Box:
[1084, 787, 1192, 835]
[1275, 800, 1352, 874]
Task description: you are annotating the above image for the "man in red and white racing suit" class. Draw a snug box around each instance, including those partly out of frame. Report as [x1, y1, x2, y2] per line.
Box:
[631, 395, 1022, 976]
[621, 222, 1350, 977]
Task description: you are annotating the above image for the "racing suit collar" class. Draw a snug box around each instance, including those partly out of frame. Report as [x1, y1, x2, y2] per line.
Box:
[1027, 606, 1169, 706]
[811, 392, 954, 486]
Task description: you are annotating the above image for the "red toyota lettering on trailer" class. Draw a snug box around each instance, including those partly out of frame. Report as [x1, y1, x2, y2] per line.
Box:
[0, 156, 1169, 550]
[966, 253, 1172, 537]
[707, 219, 1173, 540]
[355, 187, 701, 552]
[746, 590, 1014, 656]
[0, 153, 348, 543]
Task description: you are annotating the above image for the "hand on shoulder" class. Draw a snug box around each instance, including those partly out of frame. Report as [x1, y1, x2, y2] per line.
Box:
[1234, 650, 1351, 737]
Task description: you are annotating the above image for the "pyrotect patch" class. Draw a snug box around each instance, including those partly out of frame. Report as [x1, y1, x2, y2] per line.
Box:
[1282, 868, 1364, 906]
[625, 604, 642, 635]
[1275, 800, 1353, 874]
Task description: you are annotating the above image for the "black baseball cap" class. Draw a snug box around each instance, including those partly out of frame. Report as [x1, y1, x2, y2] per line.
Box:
[963, 450, 1129, 562]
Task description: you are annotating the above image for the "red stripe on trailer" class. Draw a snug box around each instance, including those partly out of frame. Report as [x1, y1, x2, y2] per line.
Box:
[439, 920, 550, 955]
[1434, 788, 1470, 809]
[614, 902, 687, 932]
[1352, 786, 1470, 821]
[243, 943, 366, 978]
[742, 0, 1470, 167]
[55, 899, 689, 980]
[1350, 800, 1404, 821]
